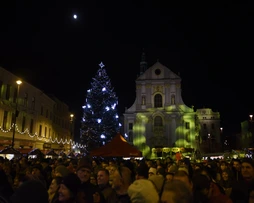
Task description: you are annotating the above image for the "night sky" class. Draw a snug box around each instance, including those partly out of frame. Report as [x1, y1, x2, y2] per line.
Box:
[0, 1, 254, 137]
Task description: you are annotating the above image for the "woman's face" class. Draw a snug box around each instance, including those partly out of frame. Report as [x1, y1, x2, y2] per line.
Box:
[49, 179, 59, 194]
[220, 163, 227, 171]
[222, 171, 229, 181]
[58, 184, 72, 202]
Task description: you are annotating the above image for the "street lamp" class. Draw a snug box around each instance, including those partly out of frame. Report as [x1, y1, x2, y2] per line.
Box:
[11, 80, 22, 148]
[250, 115, 254, 146]
[69, 114, 75, 152]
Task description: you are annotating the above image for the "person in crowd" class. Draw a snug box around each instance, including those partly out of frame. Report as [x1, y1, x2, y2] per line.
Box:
[31, 163, 47, 188]
[41, 158, 53, 188]
[107, 166, 132, 203]
[128, 178, 159, 203]
[148, 167, 157, 177]
[149, 172, 165, 198]
[165, 172, 174, 182]
[48, 176, 63, 203]
[90, 173, 97, 185]
[10, 179, 49, 203]
[135, 162, 149, 180]
[0, 168, 14, 203]
[192, 173, 232, 203]
[76, 160, 105, 203]
[173, 170, 193, 192]
[230, 158, 254, 202]
[161, 179, 193, 203]
[97, 168, 115, 202]
[231, 159, 243, 181]
[56, 173, 80, 203]
[218, 169, 233, 197]
[54, 165, 70, 178]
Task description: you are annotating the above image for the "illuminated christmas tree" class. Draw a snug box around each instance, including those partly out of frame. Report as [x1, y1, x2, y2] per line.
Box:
[80, 62, 121, 152]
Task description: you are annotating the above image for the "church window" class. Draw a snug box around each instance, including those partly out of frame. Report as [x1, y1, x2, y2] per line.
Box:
[154, 94, 162, 108]
[185, 122, 190, 129]
[171, 94, 175, 105]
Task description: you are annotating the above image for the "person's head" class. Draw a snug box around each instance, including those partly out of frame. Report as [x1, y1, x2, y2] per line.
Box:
[192, 174, 212, 202]
[48, 176, 63, 195]
[165, 172, 174, 182]
[54, 165, 70, 178]
[161, 179, 193, 203]
[173, 170, 193, 191]
[31, 164, 42, 176]
[128, 179, 159, 203]
[112, 166, 132, 193]
[249, 189, 254, 203]
[97, 168, 110, 186]
[11, 180, 49, 203]
[136, 163, 149, 180]
[221, 170, 229, 181]
[90, 173, 97, 185]
[148, 167, 157, 177]
[58, 173, 81, 202]
[232, 159, 241, 171]
[220, 160, 228, 171]
[241, 158, 254, 182]
[76, 163, 92, 183]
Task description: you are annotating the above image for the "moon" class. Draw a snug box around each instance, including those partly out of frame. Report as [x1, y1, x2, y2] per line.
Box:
[73, 14, 77, 19]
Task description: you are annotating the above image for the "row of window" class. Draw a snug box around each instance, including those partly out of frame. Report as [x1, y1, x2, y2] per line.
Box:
[141, 94, 176, 107]
[1, 110, 61, 139]
[128, 119, 191, 129]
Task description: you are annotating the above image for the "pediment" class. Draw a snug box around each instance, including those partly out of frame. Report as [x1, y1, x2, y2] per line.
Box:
[137, 62, 181, 80]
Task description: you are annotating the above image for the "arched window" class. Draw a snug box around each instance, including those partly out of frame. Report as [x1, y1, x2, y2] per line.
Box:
[154, 116, 163, 126]
[154, 94, 162, 108]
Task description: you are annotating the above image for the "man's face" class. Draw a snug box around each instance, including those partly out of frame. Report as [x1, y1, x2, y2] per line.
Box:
[58, 184, 72, 202]
[97, 170, 109, 186]
[32, 168, 40, 176]
[233, 161, 241, 171]
[77, 167, 91, 183]
[241, 162, 254, 181]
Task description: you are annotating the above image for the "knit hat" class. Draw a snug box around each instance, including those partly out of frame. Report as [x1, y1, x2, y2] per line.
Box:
[11, 180, 48, 203]
[241, 158, 254, 168]
[32, 164, 43, 172]
[55, 165, 70, 177]
[192, 174, 210, 190]
[61, 173, 81, 196]
[76, 163, 92, 172]
[128, 179, 159, 203]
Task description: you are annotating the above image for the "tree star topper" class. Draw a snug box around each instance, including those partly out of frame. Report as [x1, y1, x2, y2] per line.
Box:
[99, 62, 105, 68]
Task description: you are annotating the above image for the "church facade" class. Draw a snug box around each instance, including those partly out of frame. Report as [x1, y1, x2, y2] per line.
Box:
[123, 53, 222, 158]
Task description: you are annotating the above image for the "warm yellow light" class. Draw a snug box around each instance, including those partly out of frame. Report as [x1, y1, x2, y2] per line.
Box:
[70, 114, 74, 118]
[250, 115, 253, 120]
[16, 80, 22, 85]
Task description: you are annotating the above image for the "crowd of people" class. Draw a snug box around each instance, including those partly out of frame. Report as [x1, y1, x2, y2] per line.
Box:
[0, 154, 254, 203]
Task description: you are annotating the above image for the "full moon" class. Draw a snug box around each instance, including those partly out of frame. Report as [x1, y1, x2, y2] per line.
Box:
[73, 14, 77, 19]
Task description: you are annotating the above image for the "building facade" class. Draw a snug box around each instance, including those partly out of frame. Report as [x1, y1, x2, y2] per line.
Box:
[0, 67, 74, 153]
[123, 53, 222, 158]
